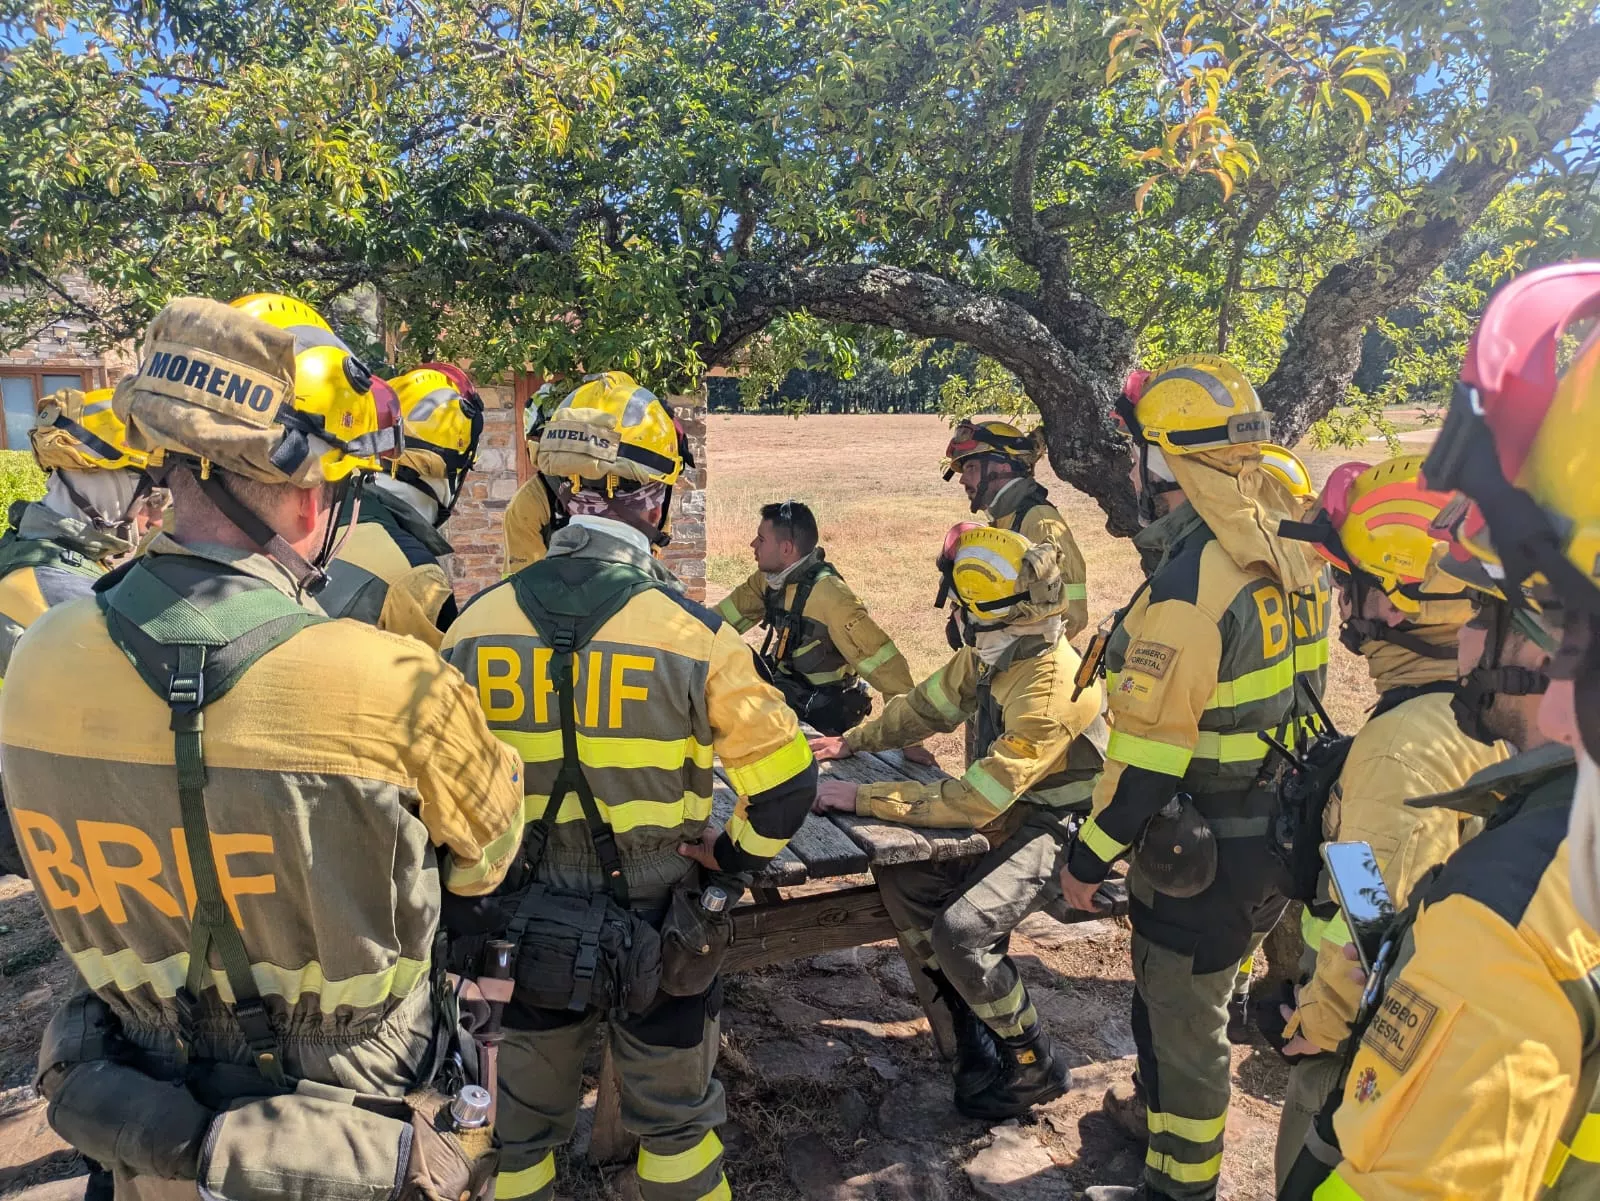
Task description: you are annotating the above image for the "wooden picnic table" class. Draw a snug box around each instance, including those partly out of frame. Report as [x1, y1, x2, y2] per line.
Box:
[588, 737, 1128, 1162]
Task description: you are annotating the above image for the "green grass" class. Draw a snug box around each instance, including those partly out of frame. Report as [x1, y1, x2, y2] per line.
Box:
[0, 451, 46, 534]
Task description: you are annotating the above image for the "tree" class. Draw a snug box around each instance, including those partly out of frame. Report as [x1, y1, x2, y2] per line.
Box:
[5, 0, 1598, 531]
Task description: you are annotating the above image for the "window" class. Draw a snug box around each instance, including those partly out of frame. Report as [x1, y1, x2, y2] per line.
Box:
[0, 369, 93, 450]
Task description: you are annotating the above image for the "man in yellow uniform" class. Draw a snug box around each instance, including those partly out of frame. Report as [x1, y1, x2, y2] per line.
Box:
[716, 499, 913, 734]
[503, 383, 564, 575]
[227, 293, 487, 647]
[0, 387, 154, 878]
[1062, 357, 1322, 1201]
[319, 360, 483, 646]
[1275, 261, 1600, 1201]
[942, 419, 1090, 640]
[811, 523, 1104, 1118]
[4, 297, 523, 1200]
[441, 371, 816, 1201]
[1269, 456, 1508, 1187]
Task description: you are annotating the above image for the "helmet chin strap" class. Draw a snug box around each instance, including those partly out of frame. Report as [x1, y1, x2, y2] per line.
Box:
[1337, 572, 1456, 660]
[1452, 598, 1550, 745]
[179, 464, 359, 600]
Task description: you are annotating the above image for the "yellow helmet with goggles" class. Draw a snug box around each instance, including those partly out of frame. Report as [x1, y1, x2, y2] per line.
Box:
[936, 523, 1062, 627]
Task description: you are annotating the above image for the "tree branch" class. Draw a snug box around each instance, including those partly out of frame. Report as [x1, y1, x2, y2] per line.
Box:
[1262, 18, 1600, 444]
[1009, 96, 1072, 288]
[701, 263, 1137, 530]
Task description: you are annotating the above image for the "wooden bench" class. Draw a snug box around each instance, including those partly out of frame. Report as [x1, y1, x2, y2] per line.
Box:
[587, 744, 1127, 1162]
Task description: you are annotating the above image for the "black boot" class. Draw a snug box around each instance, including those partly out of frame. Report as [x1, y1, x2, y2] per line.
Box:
[956, 1022, 1072, 1121]
[1226, 987, 1251, 1044]
[924, 968, 1003, 1101]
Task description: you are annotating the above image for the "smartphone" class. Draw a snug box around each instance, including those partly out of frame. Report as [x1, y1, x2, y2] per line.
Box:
[1321, 841, 1396, 975]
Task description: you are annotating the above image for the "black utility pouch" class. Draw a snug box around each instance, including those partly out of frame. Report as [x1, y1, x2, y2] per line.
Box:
[659, 886, 733, 998]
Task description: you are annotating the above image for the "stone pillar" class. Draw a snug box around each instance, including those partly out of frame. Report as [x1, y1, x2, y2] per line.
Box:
[443, 379, 708, 605]
[661, 387, 707, 602]
[442, 378, 519, 600]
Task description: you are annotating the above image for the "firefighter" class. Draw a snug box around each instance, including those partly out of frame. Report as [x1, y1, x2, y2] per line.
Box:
[503, 382, 564, 575]
[440, 371, 816, 1201]
[942, 418, 1090, 640]
[0, 385, 154, 880]
[716, 499, 913, 735]
[1064, 356, 1323, 1201]
[1226, 445, 1331, 1045]
[1275, 261, 1600, 1201]
[1269, 456, 1508, 1188]
[4, 297, 523, 1201]
[809, 522, 1105, 1118]
[320, 360, 484, 646]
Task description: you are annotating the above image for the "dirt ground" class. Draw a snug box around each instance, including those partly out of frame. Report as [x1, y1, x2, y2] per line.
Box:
[0, 414, 1418, 1199]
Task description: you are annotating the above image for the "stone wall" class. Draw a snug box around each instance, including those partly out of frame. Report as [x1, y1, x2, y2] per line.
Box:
[2, 281, 136, 385]
[442, 379, 708, 604]
[660, 388, 708, 602]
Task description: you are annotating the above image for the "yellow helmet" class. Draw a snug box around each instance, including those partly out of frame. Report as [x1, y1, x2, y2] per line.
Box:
[117, 296, 402, 488]
[941, 419, 1044, 480]
[1118, 355, 1271, 455]
[1284, 455, 1462, 615]
[30, 387, 149, 473]
[390, 365, 484, 516]
[1259, 444, 1313, 502]
[940, 523, 1060, 625]
[537, 371, 683, 491]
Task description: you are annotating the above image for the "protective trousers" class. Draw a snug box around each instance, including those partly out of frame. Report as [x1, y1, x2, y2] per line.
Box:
[112, 983, 437, 1201]
[1128, 837, 1288, 1201]
[494, 982, 729, 1201]
[876, 807, 1071, 1040]
[1273, 1054, 1342, 1190]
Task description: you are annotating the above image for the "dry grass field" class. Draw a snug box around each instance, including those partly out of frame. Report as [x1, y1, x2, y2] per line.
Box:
[705, 412, 1385, 749]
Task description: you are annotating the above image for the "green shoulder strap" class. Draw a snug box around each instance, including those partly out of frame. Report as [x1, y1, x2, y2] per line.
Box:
[510, 558, 663, 906]
[97, 558, 328, 1086]
[0, 529, 101, 582]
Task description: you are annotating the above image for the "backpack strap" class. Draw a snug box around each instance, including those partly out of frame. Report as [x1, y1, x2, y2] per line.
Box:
[761, 556, 839, 675]
[510, 559, 663, 907]
[0, 529, 101, 581]
[97, 559, 327, 1086]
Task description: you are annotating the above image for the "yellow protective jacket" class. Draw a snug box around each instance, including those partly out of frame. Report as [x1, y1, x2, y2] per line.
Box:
[1068, 489, 1320, 889]
[987, 477, 1090, 641]
[0, 535, 524, 1040]
[442, 519, 817, 899]
[1317, 746, 1600, 1201]
[715, 549, 914, 697]
[1289, 640, 1508, 1052]
[842, 634, 1104, 829]
[0, 501, 123, 687]
[503, 477, 559, 576]
[321, 487, 459, 649]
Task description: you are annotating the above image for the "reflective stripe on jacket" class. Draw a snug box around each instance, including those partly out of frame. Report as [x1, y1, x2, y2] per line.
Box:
[1319, 750, 1600, 1201]
[443, 522, 816, 898]
[843, 636, 1104, 829]
[0, 535, 524, 1039]
[1070, 502, 1303, 883]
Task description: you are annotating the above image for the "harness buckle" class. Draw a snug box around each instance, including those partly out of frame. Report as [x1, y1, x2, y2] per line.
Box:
[167, 671, 204, 712]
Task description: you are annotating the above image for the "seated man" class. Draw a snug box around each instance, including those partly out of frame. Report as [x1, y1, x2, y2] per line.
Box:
[717, 500, 913, 734]
[810, 523, 1105, 1120]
